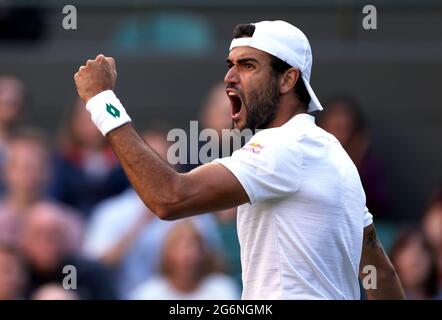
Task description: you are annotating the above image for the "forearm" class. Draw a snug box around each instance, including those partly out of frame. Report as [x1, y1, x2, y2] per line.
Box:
[360, 257, 405, 300]
[363, 268, 405, 300]
[106, 123, 182, 219]
[360, 224, 406, 300]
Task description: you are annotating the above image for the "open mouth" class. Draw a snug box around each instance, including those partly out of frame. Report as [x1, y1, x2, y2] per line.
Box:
[226, 89, 243, 120]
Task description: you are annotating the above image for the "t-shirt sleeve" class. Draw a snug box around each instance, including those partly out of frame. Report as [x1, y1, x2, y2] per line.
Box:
[363, 206, 374, 227]
[213, 131, 303, 204]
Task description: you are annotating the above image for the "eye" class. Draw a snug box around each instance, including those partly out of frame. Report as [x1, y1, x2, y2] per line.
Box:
[226, 63, 233, 70]
[242, 63, 255, 70]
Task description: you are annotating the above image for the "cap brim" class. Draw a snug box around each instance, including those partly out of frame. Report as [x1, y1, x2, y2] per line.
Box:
[302, 75, 323, 112]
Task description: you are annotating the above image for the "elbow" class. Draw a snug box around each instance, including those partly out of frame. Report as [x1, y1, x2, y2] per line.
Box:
[138, 174, 190, 221]
[147, 180, 186, 221]
[153, 204, 180, 221]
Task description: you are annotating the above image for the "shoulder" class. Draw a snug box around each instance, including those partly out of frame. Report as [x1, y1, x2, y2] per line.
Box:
[239, 126, 302, 159]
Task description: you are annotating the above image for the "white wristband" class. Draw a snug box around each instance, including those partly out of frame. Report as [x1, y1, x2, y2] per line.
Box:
[86, 90, 132, 136]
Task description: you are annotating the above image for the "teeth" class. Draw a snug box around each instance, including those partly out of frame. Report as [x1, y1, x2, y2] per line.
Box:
[228, 92, 236, 96]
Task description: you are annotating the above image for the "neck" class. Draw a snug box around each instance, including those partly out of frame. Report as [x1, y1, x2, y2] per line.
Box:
[168, 271, 200, 293]
[267, 95, 306, 129]
[7, 192, 39, 213]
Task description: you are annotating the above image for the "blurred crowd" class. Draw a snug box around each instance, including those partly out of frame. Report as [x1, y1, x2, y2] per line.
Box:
[0, 75, 440, 300]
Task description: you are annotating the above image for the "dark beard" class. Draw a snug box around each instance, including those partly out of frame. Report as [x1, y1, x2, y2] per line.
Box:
[244, 76, 280, 131]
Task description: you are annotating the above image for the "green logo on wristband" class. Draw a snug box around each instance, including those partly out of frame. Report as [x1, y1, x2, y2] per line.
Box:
[106, 103, 120, 118]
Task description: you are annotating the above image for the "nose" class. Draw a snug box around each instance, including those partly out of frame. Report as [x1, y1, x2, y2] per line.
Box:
[224, 65, 239, 86]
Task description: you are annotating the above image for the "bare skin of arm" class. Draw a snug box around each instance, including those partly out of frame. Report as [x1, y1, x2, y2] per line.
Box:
[359, 223, 406, 300]
[106, 124, 248, 219]
[74, 55, 248, 220]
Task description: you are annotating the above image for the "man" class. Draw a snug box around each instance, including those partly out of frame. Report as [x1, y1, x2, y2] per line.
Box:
[74, 20, 404, 299]
[0, 76, 26, 194]
[20, 201, 117, 299]
[0, 128, 51, 246]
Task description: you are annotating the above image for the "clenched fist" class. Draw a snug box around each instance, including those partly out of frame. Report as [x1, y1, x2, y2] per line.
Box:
[74, 54, 117, 103]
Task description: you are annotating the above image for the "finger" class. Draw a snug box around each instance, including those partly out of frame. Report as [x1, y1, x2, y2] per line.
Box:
[86, 59, 94, 66]
[107, 57, 116, 70]
[107, 56, 115, 67]
[96, 54, 105, 62]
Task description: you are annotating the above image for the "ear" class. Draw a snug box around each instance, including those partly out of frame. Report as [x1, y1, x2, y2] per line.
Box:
[279, 68, 300, 95]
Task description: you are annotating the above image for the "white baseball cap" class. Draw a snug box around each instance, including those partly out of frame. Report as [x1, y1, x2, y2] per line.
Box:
[229, 20, 323, 112]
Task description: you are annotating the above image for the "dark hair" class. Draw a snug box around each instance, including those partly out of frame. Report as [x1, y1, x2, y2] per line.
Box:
[160, 221, 220, 281]
[9, 126, 50, 152]
[321, 96, 367, 132]
[232, 24, 311, 108]
[389, 228, 439, 298]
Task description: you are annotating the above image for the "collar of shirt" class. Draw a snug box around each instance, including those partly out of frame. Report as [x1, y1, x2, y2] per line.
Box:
[283, 112, 316, 128]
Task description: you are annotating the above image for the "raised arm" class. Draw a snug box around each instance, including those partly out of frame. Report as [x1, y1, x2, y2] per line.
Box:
[359, 223, 405, 300]
[106, 123, 248, 220]
[74, 54, 248, 220]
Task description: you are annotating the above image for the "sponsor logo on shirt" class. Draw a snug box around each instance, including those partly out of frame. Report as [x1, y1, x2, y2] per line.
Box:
[241, 142, 264, 154]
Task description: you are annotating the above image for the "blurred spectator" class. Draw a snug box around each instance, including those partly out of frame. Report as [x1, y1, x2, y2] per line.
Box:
[83, 128, 223, 299]
[0, 128, 51, 245]
[215, 207, 242, 289]
[181, 82, 232, 173]
[31, 283, 79, 300]
[0, 242, 27, 300]
[199, 82, 233, 138]
[319, 96, 391, 219]
[422, 187, 442, 296]
[180, 82, 242, 288]
[50, 98, 129, 217]
[19, 201, 116, 300]
[131, 221, 239, 300]
[0, 76, 26, 193]
[200, 82, 242, 287]
[390, 229, 439, 299]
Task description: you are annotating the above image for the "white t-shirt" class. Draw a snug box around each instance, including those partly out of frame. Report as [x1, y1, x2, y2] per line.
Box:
[214, 113, 373, 300]
[130, 274, 240, 300]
